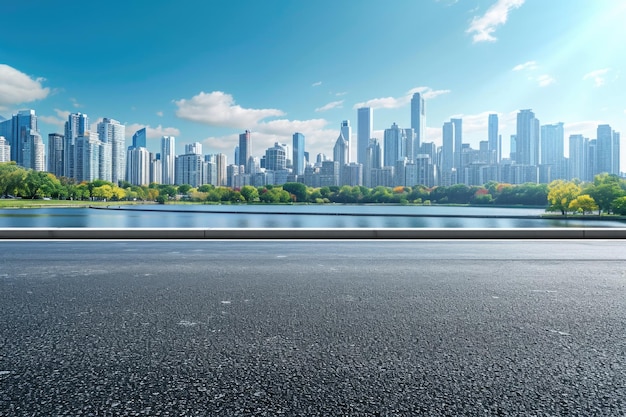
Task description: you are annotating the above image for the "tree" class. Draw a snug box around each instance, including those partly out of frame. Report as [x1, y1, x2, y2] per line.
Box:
[240, 185, 259, 202]
[568, 195, 598, 215]
[612, 197, 626, 215]
[547, 180, 581, 215]
[92, 184, 114, 200]
[586, 183, 624, 214]
[282, 182, 307, 202]
[178, 184, 192, 195]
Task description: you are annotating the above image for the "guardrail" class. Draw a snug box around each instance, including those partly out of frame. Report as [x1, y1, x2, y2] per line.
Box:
[1, 228, 626, 239]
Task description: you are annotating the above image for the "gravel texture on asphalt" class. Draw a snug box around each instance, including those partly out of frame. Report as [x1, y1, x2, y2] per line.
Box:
[1, 240, 625, 416]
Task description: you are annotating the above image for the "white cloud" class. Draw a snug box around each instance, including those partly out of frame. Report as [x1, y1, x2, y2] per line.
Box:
[39, 109, 72, 129]
[466, 0, 525, 43]
[315, 100, 344, 112]
[512, 61, 537, 71]
[583, 68, 610, 87]
[174, 91, 285, 128]
[0, 64, 50, 109]
[335, 92, 348, 96]
[537, 74, 555, 87]
[156, 111, 164, 117]
[125, 123, 181, 139]
[311, 81, 322, 87]
[70, 98, 82, 108]
[353, 86, 450, 110]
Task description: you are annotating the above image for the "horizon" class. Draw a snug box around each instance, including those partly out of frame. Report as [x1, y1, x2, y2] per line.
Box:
[1, 0, 624, 167]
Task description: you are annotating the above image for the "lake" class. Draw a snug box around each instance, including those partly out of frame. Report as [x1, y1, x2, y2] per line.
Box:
[1, 205, 625, 228]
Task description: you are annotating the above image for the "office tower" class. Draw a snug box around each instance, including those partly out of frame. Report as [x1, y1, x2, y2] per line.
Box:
[132, 127, 147, 148]
[150, 153, 161, 185]
[185, 142, 202, 155]
[363, 138, 381, 188]
[333, 128, 349, 166]
[340, 120, 352, 162]
[97, 118, 125, 184]
[540, 122, 564, 179]
[569, 134, 586, 180]
[0, 136, 9, 162]
[292, 132, 305, 176]
[403, 128, 415, 162]
[126, 146, 151, 186]
[410, 92, 425, 158]
[613, 131, 621, 175]
[510, 135, 517, 161]
[357, 107, 373, 165]
[64, 113, 89, 178]
[451, 118, 462, 170]
[75, 132, 102, 182]
[383, 123, 405, 168]
[238, 130, 251, 170]
[47, 133, 64, 177]
[516, 109, 540, 166]
[488, 114, 500, 163]
[596, 124, 614, 175]
[20, 129, 44, 171]
[215, 153, 227, 186]
[0, 120, 10, 157]
[265, 143, 287, 171]
[442, 121, 454, 172]
[4, 110, 37, 166]
[161, 136, 176, 184]
[175, 153, 203, 187]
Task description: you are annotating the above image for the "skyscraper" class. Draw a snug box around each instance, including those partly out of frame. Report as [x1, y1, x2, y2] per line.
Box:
[7, 110, 38, 166]
[340, 120, 352, 162]
[540, 122, 564, 179]
[383, 123, 405, 168]
[97, 118, 126, 184]
[488, 114, 500, 163]
[47, 133, 64, 177]
[410, 93, 425, 158]
[357, 107, 373, 165]
[64, 113, 89, 178]
[568, 134, 586, 180]
[265, 143, 287, 171]
[516, 109, 540, 166]
[132, 127, 147, 148]
[292, 132, 305, 176]
[238, 130, 251, 171]
[442, 121, 454, 172]
[185, 142, 203, 155]
[451, 118, 462, 170]
[20, 129, 44, 171]
[126, 146, 151, 186]
[0, 136, 10, 162]
[161, 136, 176, 184]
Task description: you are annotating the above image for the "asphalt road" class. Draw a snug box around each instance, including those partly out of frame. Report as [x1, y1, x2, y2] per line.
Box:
[1, 240, 626, 416]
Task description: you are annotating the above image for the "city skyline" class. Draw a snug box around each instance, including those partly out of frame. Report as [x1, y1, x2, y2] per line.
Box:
[1, 0, 625, 168]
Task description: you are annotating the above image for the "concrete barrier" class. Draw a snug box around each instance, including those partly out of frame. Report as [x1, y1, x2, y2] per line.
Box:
[1, 227, 626, 239]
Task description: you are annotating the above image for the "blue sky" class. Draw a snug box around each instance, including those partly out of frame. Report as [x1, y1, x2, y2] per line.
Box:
[1, 0, 625, 168]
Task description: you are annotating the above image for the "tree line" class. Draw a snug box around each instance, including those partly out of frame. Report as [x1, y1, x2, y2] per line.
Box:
[2, 161, 626, 214]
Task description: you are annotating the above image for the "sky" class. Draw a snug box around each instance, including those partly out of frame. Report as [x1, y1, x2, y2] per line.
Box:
[1, 0, 625, 168]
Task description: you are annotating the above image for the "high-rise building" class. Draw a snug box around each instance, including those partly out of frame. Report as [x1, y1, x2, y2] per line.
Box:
[488, 114, 500, 163]
[97, 118, 126, 184]
[75, 132, 101, 182]
[238, 130, 250, 170]
[126, 146, 151, 186]
[215, 153, 227, 186]
[0, 136, 10, 162]
[451, 118, 463, 170]
[161, 136, 176, 184]
[442, 121, 454, 173]
[333, 127, 349, 166]
[64, 113, 89, 178]
[20, 129, 44, 171]
[47, 133, 64, 177]
[340, 120, 352, 162]
[516, 109, 540, 166]
[596, 124, 614, 175]
[292, 132, 305, 176]
[383, 123, 406, 168]
[265, 143, 287, 171]
[410, 93, 425, 158]
[185, 142, 202, 155]
[132, 127, 147, 148]
[568, 134, 586, 180]
[175, 153, 203, 187]
[357, 107, 373, 165]
[403, 128, 415, 162]
[540, 122, 565, 179]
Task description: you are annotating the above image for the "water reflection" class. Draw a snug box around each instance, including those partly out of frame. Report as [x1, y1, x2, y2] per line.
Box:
[0, 207, 625, 228]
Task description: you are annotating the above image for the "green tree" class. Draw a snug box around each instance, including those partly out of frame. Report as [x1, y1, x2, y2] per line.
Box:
[282, 182, 308, 202]
[585, 182, 624, 214]
[178, 184, 193, 195]
[612, 196, 626, 215]
[92, 184, 114, 200]
[240, 185, 259, 202]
